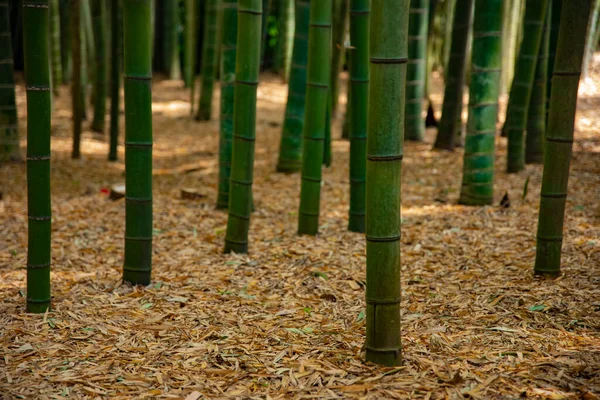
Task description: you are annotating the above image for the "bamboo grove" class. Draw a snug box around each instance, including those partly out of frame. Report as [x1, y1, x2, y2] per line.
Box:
[3, 0, 597, 367]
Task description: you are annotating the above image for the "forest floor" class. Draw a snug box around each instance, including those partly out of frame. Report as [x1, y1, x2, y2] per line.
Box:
[1, 59, 599, 399]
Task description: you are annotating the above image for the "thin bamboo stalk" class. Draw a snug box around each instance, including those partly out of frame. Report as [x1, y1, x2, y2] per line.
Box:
[108, 0, 121, 161]
[505, 0, 549, 173]
[223, 0, 262, 254]
[365, 0, 409, 367]
[458, 0, 503, 206]
[330, 0, 348, 116]
[276, 0, 310, 173]
[347, 0, 369, 233]
[217, 0, 238, 209]
[0, 0, 20, 162]
[297, 0, 332, 236]
[90, 0, 107, 133]
[525, 3, 550, 164]
[23, 0, 52, 313]
[122, 0, 153, 284]
[49, 0, 62, 96]
[433, 0, 473, 151]
[71, 0, 82, 159]
[59, 0, 72, 83]
[534, 0, 592, 277]
[196, 0, 219, 121]
[184, 0, 196, 88]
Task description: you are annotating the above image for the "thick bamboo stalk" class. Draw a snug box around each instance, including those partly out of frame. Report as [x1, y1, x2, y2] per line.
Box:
[0, 0, 20, 162]
[184, 0, 196, 88]
[501, 0, 523, 95]
[545, 0, 561, 121]
[23, 0, 52, 313]
[223, 0, 262, 253]
[505, 0, 549, 173]
[196, 0, 219, 121]
[122, 0, 153, 284]
[49, 0, 62, 96]
[90, 0, 107, 133]
[217, 0, 238, 209]
[330, 0, 348, 116]
[108, 0, 121, 161]
[276, 0, 310, 173]
[365, 0, 408, 367]
[404, 0, 428, 142]
[59, 0, 72, 83]
[71, 0, 82, 159]
[525, 4, 550, 164]
[297, 0, 332, 236]
[347, 0, 369, 233]
[433, 0, 473, 151]
[535, 0, 592, 277]
[458, 0, 503, 206]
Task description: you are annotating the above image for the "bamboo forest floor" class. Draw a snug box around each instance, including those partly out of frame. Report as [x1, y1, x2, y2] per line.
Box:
[1, 63, 600, 399]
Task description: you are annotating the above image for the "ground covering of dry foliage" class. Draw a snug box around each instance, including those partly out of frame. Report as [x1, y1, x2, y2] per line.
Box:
[1, 59, 599, 399]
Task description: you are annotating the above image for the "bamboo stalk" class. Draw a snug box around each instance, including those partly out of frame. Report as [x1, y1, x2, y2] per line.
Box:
[163, 0, 181, 80]
[276, 0, 310, 173]
[90, 0, 107, 133]
[108, 0, 121, 162]
[71, 0, 82, 159]
[184, 0, 196, 88]
[347, 0, 369, 233]
[458, 0, 503, 206]
[223, 0, 262, 253]
[297, 0, 332, 236]
[0, 0, 20, 162]
[433, 0, 473, 151]
[122, 0, 153, 284]
[505, 0, 549, 173]
[545, 0, 561, 122]
[404, 0, 428, 142]
[59, 0, 72, 83]
[217, 0, 238, 209]
[330, 0, 348, 116]
[534, 0, 592, 277]
[196, 0, 219, 121]
[525, 3, 550, 164]
[365, 0, 408, 367]
[23, 0, 52, 313]
[49, 0, 62, 96]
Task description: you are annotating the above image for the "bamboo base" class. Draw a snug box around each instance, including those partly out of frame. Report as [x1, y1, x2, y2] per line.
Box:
[348, 215, 365, 233]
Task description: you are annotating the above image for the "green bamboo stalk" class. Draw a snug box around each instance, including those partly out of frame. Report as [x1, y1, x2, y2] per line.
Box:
[223, 0, 262, 253]
[276, 0, 310, 173]
[347, 0, 369, 233]
[433, 0, 473, 151]
[330, 0, 348, 116]
[217, 0, 238, 209]
[123, 0, 153, 284]
[90, 0, 107, 133]
[80, 4, 88, 120]
[545, 0, 561, 120]
[505, 0, 549, 173]
[365, 0, 408, 367]
[260, 0, 272, 66]
[404, 0, 428, 141]
[163, 0, 180, 80]
[501, 0, 523, 94]
[71, 0, 82, 159]
[297, 0, 332, 236]
[59, 0, 72, 83]
[535, 0, 592, 277]
[82, 0, 95, 87]
[23, 0, 52, 313]
[525, 3, 550, 164]
[49, 0, 62, 96]
[282, 0, 294, 80]
[196, 0, 219, 120]
[184, 0, 196, 88]
[108, 0, 121, 161]
[458, 0, 503, 206]
[0, 0, 20, 162]
[323, 94, 331, 167]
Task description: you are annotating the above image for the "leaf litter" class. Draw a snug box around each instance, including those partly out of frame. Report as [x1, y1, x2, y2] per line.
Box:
[0, 64, 599, 399]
